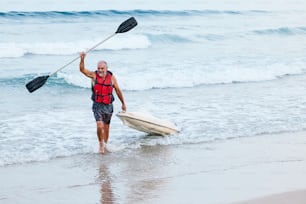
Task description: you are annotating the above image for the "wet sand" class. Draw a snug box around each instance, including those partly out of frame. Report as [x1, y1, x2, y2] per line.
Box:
[236, 189, 306, 204]
[1, 131, 306, 204]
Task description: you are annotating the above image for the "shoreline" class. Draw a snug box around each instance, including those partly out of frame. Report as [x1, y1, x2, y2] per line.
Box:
[1, 131, 306, 204]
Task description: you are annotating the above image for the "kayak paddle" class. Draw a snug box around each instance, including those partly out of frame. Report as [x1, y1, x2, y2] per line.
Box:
[26, 17, 138, 93]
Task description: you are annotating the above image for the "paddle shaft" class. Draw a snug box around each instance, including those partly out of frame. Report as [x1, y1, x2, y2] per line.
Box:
[49, 33, 116, 76]
[25, 17, 137, 93]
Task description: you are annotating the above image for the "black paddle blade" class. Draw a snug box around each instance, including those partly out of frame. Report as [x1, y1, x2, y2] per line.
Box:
[26, 75, 49, 93]
[115, 17, 138, 34]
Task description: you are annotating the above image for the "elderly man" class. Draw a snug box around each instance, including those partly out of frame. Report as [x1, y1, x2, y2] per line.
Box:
[79, 52, 126, 154]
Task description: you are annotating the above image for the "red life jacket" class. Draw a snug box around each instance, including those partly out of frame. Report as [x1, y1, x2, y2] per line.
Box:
[92, 71, 114, 104]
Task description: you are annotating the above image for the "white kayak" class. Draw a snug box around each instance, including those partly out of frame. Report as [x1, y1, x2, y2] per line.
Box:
[116, 111, 179, 136]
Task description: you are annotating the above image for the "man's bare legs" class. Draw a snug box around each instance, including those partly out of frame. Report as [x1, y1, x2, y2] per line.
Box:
[96, 121, 110, 154]
[104, 124, 110, 144]
[96, 121, 104, 153]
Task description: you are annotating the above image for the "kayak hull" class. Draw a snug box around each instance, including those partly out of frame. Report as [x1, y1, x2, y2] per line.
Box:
[116, 112, 179, 136]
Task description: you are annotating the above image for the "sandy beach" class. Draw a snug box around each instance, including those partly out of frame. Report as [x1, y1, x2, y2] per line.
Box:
[1, 131, 306, 204]
[236, 189, 306, 204]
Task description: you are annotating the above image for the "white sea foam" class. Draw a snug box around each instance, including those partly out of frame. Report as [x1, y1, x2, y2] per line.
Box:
[0, 35, 150, 58]
[0, 109, 177, 166]
[57, 59, 306, 90]
[0, 111, 95, 166]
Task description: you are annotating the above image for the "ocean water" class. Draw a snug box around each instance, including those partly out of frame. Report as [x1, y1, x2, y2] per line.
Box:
[1, 0, 306, 168]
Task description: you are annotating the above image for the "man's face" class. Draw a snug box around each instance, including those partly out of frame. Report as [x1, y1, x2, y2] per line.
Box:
[97, 61, 107, 77]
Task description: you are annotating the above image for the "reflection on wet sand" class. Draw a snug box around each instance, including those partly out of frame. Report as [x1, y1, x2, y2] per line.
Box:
[126, 145, 171, 203]
[99, 164, 114, 204]
[96, 145, 172, 203]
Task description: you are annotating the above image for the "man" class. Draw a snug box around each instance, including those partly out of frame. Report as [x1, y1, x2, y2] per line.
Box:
[79, 52, 126, 154]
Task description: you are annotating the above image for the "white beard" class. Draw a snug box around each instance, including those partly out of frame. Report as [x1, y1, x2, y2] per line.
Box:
[98, 71, 105, 77]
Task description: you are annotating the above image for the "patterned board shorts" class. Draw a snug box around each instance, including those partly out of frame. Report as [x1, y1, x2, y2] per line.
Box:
[92, 102, 113, 124]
